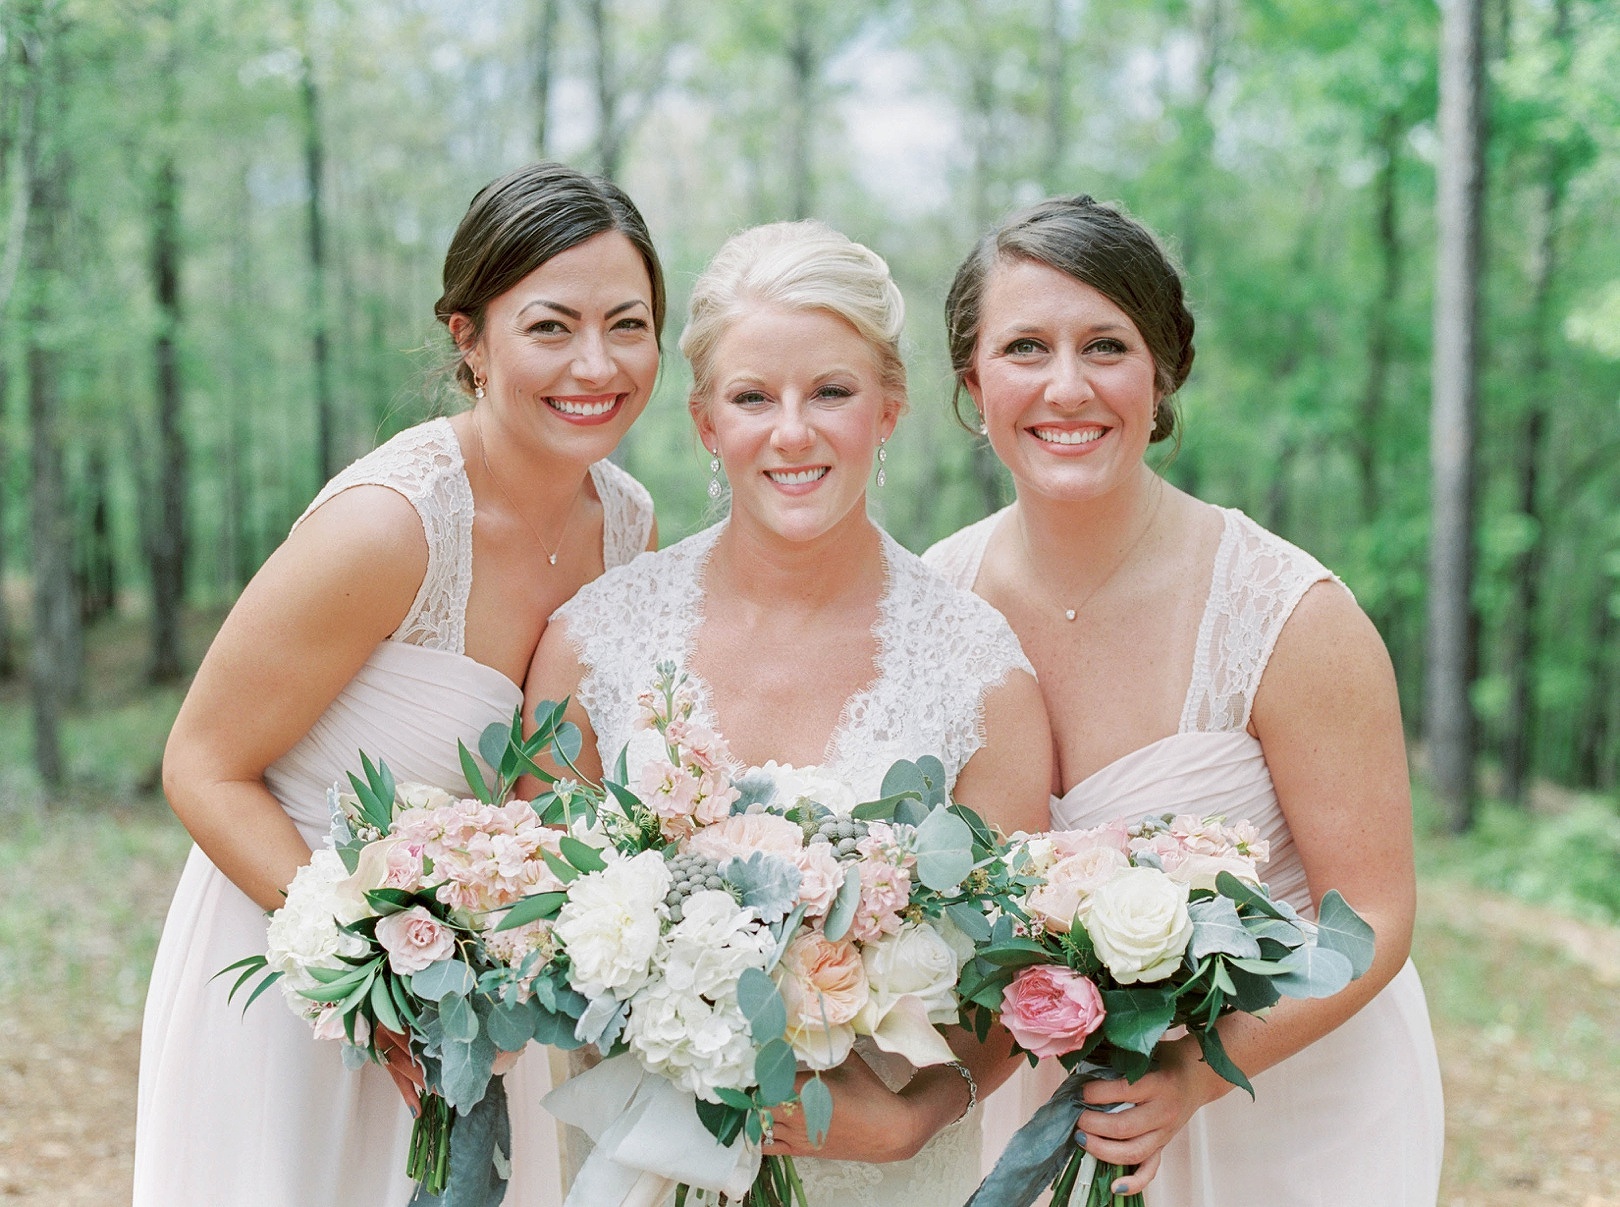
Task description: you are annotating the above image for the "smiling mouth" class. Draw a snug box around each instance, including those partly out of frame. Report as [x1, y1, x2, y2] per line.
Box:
[765, 467, 829, 485]
[547, 396, 620, 418]
[1031, 426, 1106, 446]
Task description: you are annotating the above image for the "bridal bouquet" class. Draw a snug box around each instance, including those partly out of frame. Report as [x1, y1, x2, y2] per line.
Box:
[511, 663, 1004, 1207]
[957, 814, 1376, 1207]
[219, 706, 591, 1207]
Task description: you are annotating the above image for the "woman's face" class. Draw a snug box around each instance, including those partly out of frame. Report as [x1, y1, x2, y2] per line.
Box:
[454, 230, 659, 465]
[694, 304, 899, 546]
[965, 257, 1159, 502]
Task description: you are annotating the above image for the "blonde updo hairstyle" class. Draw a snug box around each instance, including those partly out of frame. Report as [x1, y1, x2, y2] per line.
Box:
[680, 220, 908, 421]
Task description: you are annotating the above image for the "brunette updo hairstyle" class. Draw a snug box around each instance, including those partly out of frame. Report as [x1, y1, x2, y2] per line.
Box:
[435, 161, 666, 395]
[679, 220, 908, 415]
[945, 194, 1195, 443]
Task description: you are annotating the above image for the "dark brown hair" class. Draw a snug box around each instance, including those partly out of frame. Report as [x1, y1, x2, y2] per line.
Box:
[945, 194, 1195, 443]
[435, 162, 666, 394]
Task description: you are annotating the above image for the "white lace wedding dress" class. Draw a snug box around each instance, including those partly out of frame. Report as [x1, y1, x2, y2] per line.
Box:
[552, 520, 1034, 1206]
[133, 418, 653, 1207]
[927, 505, 1445, 1207]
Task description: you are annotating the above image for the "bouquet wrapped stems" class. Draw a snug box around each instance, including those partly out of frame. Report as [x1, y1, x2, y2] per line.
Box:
[1049, 1149, 1142, 1207]
[407, 1092, 453, 1196]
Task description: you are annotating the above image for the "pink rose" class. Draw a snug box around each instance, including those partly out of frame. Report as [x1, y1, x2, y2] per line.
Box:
[1000, 966, 1106, 1059]
[793, 843, 844, 918]
[777, 931, 869, 1069]
[686, 811, 805, 863]
[1025, 846, 1129, 934]
[382, 841, 426, 890]
[375, 906, 456, 975]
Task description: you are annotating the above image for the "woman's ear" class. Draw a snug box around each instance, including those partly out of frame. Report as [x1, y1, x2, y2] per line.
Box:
[689, 393, 717, 456]
[448, 314, 481, 376]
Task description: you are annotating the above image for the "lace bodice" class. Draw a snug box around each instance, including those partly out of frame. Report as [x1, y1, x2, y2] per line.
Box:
[555, 522, 1033, 798]
[923, 504, 1335, 734]
[293, 417, 654, 656]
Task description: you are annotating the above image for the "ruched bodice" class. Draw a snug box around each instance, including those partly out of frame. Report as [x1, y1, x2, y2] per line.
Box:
[135, 418, 653, 1207]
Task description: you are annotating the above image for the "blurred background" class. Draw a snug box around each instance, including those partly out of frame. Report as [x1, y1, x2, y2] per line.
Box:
[0, 0, 1617, 1203]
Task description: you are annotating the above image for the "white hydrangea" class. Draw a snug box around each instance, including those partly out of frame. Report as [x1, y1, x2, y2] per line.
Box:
[265, 849, 370, 1012]
[623, 979, 757, 1101]
[554, 850, 672, 1000]
[756, 761, 858, 817]
[660, 890, 773, 999]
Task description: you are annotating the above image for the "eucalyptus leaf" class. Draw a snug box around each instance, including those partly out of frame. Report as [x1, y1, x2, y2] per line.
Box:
[478, 721, 510, 780]
[1315, 891, 1376, 979]
[879, 759, 927, 801]
[822, 865, 862, 943]
[551, 721, 584, 769]
[738, 967, 788, 1042]
[441, 992, 480, 1043]
[894, 797, 929, 828]
[1214, 871, 1286, 920]
[1270, 945, 1354, 999]
[914, 755, 949, 806]
[800, 1075, 834, 1147]
[1099, 986, 1176, 1055]
[412, 960, 478, 1001]
[439, 1031, 498, 1111]
[1245, 917, 1306, 948]
[913, 804, 974, 890]
[1188, 895, 1263, 961]
[945, 901, 993, 943]
[754, 1038, 798, 1105]
[486, 997, 541, 1051]
[533, 1007, 586, 1050]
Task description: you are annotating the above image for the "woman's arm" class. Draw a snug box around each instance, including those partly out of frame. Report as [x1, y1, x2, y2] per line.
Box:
[1077, 580, 1418, 1193]
[517, 617, 602, 796]
[162, 487, 427, 912]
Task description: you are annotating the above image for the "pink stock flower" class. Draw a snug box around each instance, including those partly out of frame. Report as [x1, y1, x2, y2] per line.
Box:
[850, 859, 911, 942]
[1000, 966, 1106, 1059]
[375, 906, 456, 975]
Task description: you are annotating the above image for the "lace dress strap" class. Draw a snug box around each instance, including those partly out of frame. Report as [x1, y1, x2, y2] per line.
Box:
[921, 506, 1009, 592]
[590, 458, 655, 569]
[291, 417, 473, 654]
[1181, 508, 1338, 734]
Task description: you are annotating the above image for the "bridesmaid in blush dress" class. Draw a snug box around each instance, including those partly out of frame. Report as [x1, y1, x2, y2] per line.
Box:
[134, 163, 664, 1207]
[925, 195, 1443, 1206]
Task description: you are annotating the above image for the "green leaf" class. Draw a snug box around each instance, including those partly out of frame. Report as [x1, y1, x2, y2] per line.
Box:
[369, 973, 403, 1034]
[913, 804, 974, 890]
[1195, 1026, 1254, 1098]
[722, 852, 803, 925]
[363, 887, 417, 914]
[714, 1088, 754, 1111]
[945, 901, 992, 943]
[1215, 871, 1286, 920]
[754, 1038, 798, 1105]
[540, 848, 581, 885]
[494, 891, 568, 932]
[459, 740, 494, 805]
[1315, 891, 1376, 979]
[551, 722, 584, 769]
[441, 992, 480, 1043]
[1099, 986, 1176, 1055]
[486, 997, 541, 1051]
[559, 835, 608, 873]
[800, 1075, 834, 1147]
[737, 967, 788, 1042]
[822, 865, 862, 943]
[695, 1098, 747, 1146]
[1188, 895, 1263, 961]
[411, 960, 477, 1001]
[1225, 962, 1283, 1012]
[479, 721, 512, 781]
[1270, 945, 1354, 999]
[879, 759, 928, 801]
[241, 968, 284, 1013]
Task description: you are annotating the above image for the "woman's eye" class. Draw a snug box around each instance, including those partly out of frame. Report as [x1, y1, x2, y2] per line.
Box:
[527, 320, 567, 335]
[1004, 338, 1044, 356]
[731, 390, 770, 407]
[815, 384, 853, 401]
[1087, 338, 1127, 355]
[613, 317, 649, 333]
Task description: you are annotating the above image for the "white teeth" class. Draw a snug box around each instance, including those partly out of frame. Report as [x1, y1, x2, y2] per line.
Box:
[766, 468, 829, 485]
[549, 397, 617, 417]
[1032, 426, 1105, 446]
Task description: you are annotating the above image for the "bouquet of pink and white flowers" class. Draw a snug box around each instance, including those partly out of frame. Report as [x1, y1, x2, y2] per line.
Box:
[957, 814, 1376, 1207]
[511, 663, 1005, 1207]
[221, 707, 590, 1207]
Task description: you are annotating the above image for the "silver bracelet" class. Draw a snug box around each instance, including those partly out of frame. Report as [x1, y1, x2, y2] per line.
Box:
[946, 1060, 979, 1121]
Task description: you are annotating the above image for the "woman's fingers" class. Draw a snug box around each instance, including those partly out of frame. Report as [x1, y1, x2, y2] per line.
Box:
[375, 1025, 425, 1115]
[1107, 1147, 1163, 1196]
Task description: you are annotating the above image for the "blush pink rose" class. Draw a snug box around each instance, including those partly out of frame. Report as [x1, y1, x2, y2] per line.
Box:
[686, 811, 805, 863]
[375, 906, 457, 975]
[1000, 965, 1106, 1059]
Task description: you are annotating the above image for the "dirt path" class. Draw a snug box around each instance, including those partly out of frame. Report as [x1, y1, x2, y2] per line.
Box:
[2, 873, 1617, 1205]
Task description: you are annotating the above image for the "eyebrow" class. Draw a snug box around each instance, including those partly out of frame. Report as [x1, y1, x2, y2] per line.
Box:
[517, 299, 649, 321]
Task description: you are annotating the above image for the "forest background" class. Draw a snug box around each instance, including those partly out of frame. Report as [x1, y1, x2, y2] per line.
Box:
[0, 0, 1618, 1201]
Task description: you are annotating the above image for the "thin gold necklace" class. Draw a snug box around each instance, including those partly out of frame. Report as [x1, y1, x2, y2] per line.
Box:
[473, 411, 580, 567]
[1024, 479, 1165, 622]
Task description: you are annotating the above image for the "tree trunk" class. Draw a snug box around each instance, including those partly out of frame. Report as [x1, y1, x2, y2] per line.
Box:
[1358, 109, 1404, 527]
[1175, 0, 1225, 274]
[298, 1, 335, 484]
[76, 444, 117, 625]
[534, 0, 560, 157]
[963, 46, 1006, 516]
[149, 147, 187, 682]
[1425, 0, 1486, 832]
[1040, 0, 1069, 191]
[586, 0, 621, 180]
[785, 0, 815, 219]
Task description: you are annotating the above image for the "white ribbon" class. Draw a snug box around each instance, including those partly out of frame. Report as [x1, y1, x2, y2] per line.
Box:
[544, 1053, 762, 1206]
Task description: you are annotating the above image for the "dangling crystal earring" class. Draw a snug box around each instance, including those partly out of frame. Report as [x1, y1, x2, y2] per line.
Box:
[473, 373, 486, 401]
[707, 449, 723, 500]
[975, 411, 988, 436]
[876, 436, 888, 488]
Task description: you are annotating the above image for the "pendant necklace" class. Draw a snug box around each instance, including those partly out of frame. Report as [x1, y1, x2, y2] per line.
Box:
[474, 411, 579, 567]
[1027, 479, 1165, 622]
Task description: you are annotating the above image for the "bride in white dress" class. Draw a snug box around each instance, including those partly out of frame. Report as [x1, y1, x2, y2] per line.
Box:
[926, 194, 1444, 1204]
[522, 220, 1052, 1205]
[134, 163, 664, 1207]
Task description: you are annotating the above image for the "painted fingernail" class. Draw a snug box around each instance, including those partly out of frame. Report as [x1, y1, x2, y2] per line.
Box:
[1112, 1180, 1129, 1194]
[1074, 1132, 1087, 1148]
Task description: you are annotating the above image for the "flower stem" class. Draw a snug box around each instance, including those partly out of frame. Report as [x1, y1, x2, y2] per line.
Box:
[406, 1092, 453, 1196]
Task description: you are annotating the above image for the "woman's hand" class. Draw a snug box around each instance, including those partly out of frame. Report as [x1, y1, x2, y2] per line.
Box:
[1071, 1036, 1229, 1195]
[761, 1058, 942, 1164]
[375, 1024, 427, 1115]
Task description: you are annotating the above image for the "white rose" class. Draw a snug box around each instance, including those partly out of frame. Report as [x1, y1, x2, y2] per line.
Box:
[554, 850, 671, 999]
[266, 850, 370, 997]
[1086, 867, 1194, 985]
[858, 920, 960, 1028]
[396, 782, 457, 810]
